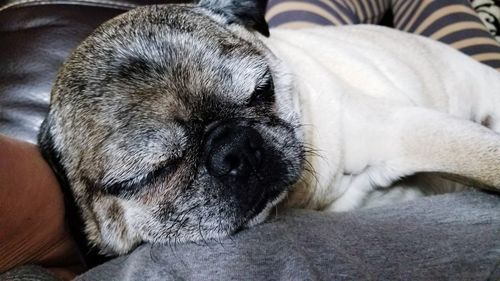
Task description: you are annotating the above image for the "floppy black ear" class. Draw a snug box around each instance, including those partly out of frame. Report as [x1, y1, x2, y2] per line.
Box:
[198, 0, 270, 37]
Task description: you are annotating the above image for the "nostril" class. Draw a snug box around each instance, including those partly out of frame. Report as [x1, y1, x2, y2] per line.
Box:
[225, 153, 241, 176]
[208, 148, 233, 177]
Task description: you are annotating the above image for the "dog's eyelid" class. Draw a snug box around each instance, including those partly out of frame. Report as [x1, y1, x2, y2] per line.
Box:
[256, 68, 272, 88]
[103, 159, 180, 196]
[256, 77, 273, 92]
[248, 72, 274, 106]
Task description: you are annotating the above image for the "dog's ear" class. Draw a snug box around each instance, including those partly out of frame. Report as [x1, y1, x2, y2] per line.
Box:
[198, 0, 270, 37]
[38, 117, 111, 267]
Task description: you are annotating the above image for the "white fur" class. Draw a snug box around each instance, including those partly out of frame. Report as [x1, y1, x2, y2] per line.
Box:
[263, 25, 500, 211]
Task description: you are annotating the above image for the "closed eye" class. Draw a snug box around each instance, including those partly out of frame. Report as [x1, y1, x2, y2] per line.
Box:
[248, 71, 274, 106]
[103, 160, 179, 196]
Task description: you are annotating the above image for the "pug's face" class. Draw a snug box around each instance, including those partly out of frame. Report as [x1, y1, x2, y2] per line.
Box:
[39, 1, 304, 255]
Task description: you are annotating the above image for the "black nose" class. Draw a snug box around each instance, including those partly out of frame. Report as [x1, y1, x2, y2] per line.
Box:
[205, 124, 264, 181]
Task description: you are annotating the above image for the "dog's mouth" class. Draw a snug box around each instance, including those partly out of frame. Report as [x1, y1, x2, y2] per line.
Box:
[229, 188, 289, 234]
[245, 190, 288, 227]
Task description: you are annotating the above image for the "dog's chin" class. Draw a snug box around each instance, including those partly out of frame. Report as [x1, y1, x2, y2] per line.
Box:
[133, 190, 289, 248]
[179, 190, 289, 243]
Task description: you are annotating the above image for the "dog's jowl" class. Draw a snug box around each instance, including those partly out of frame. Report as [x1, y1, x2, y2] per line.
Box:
[39, 0, 500, 256]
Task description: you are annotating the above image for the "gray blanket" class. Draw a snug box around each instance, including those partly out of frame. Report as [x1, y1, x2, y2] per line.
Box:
[2, 191, 499, 281]
[75, 191, 500, 281]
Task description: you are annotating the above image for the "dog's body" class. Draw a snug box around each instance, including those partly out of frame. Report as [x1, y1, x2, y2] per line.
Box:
[39, 1, 500, 256]
[265, 25, 500, 211]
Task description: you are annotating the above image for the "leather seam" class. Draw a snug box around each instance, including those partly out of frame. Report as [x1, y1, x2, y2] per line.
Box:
[0, 0, 138, 13]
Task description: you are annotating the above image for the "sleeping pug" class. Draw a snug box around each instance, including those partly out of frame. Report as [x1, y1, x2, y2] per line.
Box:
[39, 0, 500, 256]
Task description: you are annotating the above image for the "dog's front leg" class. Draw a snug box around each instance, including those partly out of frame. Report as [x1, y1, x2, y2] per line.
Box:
[330, 101, 500, 211]
[385, 107, 500, 189]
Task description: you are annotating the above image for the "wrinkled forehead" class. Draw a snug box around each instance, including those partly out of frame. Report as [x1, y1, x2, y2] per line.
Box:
[121, 30, 268, 102]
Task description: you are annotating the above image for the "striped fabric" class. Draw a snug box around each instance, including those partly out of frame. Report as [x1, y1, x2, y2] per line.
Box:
[266, 0, 500, 70]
